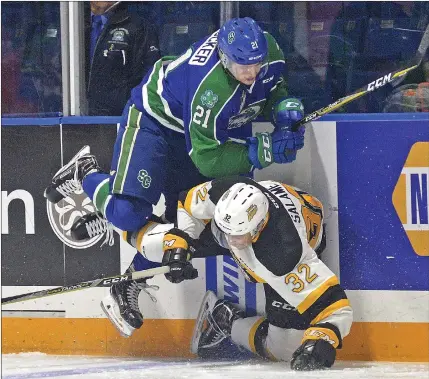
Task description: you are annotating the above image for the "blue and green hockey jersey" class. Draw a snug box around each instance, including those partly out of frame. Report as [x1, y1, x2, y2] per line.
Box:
[130, 30, 288, 177]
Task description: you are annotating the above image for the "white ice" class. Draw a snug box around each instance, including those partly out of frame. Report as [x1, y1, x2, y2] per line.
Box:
[2, 353, 428, 379]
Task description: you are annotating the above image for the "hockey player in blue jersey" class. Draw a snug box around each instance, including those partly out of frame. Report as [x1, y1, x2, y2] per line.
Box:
[44, 17, 307, 338]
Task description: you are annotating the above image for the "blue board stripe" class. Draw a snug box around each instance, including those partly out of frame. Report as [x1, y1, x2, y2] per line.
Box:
[205, 256, 217, 295]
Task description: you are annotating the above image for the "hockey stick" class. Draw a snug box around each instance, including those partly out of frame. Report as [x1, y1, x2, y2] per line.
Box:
[1, 266, 170, 305]
[292, 23, 429, 130]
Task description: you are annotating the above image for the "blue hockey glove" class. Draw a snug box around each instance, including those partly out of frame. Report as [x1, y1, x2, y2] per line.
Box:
[271, 128, 305, 164]
[247, 127, 305, 168]
[247, 132, 273, 170]
[272, 98, 304, 130]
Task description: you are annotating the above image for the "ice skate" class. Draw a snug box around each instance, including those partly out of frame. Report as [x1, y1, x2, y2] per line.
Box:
[100, 277, 158, 338]
[44, 145, 100, 203]
[190, 290, 243, 353]
[70, 211, 114, 246]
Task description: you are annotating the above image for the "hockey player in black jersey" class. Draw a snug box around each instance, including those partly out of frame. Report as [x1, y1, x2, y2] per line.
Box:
[158, 176, 353, 371]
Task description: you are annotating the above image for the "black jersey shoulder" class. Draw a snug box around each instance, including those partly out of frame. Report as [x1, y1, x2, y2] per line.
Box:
[253, 197, 302, 276]
[210, 176, 303, 276]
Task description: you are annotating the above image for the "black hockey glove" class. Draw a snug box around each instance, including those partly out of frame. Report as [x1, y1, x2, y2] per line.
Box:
[162, 228, 199, 284]
[290, 339, 336, 371]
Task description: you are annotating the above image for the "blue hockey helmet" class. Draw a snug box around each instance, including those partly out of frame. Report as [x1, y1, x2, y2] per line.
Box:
[218, 17, 268, 82]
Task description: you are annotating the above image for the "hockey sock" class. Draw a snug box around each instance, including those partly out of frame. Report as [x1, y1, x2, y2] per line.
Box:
[82, 172, 110, 215]
[231, 316, 268, 357]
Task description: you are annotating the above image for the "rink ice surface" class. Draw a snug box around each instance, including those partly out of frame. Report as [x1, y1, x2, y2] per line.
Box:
[2, 353, 429, 379]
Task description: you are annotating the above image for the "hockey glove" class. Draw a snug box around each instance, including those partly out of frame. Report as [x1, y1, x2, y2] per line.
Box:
[246, 132, 273, 170]
[291, 324, 341, 370]
[272, 97, 304, 131]
[291, 339, 336, 371]
[271, 128, 305, 164]
[162, 228, 198, 284]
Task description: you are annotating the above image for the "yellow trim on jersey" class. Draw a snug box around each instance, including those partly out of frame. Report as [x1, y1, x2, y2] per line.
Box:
[310, 299, 351, 325]
[244, 266, 267, 283]
[136, 221, 157, 252]
[248, 317, 266, 354]
[184, 185, 199, 215]
[297, 276, 339, 314]
[122, 231, 128, 241]
[178, 200, 184, 209]
[302, 326, 340, 348]
[163, 233, 189, 251]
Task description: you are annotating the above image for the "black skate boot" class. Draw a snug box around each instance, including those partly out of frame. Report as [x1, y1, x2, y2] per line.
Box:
[44, 145, 100, 203]
[191, 290, 243, 353]
[70, 211, 114, 246]
[100, 269, 158, 338]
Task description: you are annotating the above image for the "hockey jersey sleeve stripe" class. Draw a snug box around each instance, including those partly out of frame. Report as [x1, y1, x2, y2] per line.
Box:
[112, 104, 141, 193]
[157, 62, 184, 127]
[301, 284, 349, 324]
[310, 298, 351, 325]
[302, 326, 340, 348]
[165, 49, 192, 78]
[297, 276, 339, 314]
[142, 59, 184, 133]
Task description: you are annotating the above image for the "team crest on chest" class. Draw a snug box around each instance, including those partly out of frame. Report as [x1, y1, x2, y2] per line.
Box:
[110, 28, 129, 42]
[228, 104, 262, 129]
[201, 90, 218, 109]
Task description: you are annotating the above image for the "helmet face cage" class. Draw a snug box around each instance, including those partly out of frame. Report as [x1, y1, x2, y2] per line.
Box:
[218, 17, 269, 81]
[214, 183, 269, 239]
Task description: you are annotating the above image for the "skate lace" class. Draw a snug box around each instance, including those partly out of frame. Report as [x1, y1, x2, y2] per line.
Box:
[126, 281, 159, 310]
[84, 213, 114, 247]
[56, 179, 81, 198]
[126, 281, 143, 312]
[137, 281, 159, 303]
[56, 158, 84, 198]
[204, 302, 234, 345]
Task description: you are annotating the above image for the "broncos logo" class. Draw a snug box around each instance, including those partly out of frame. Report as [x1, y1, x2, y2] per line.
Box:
[246, 204, 258, 221]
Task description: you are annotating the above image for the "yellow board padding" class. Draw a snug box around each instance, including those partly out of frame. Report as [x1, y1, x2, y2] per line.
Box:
[404, 141, 429, 167]
[337, 322, 429, 362]
[2, 318, 196, 357]
[2, 318, 428, 362]
[297, 276, 339, 314]
[391, 174, 407, 224]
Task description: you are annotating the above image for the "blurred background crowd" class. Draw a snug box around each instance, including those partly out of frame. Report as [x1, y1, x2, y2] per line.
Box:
[2, 1, 428, 118]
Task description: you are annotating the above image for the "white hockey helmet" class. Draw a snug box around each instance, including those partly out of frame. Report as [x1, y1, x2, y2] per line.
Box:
[214, 182, 269, 237]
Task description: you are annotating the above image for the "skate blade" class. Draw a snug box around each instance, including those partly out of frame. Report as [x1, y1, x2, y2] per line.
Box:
[190, 290, 217, 354]
[100, 299, 134, 338]
[52, 145, 91, 178]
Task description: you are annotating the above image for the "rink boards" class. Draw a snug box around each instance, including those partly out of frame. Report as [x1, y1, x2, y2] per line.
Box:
[2, 114, 429, 361]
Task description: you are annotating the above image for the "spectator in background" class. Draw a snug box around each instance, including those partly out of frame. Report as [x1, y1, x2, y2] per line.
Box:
[18, 3, 62, 115]
[86, 1, 161, 115]
[326, 1, 428, 113]
[383, 54, 429, 112]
